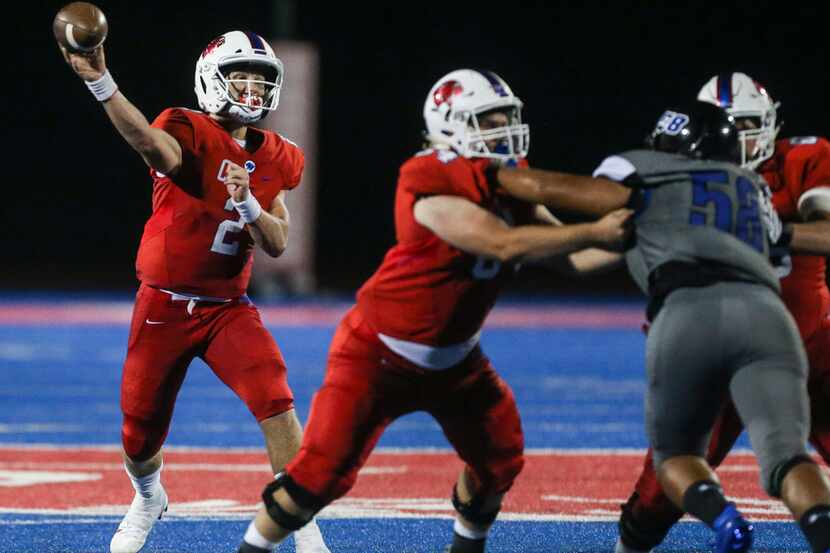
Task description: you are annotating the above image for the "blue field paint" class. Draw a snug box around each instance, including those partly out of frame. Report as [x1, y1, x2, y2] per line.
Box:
[0, 516, 811, 552]
[0, 322, 752, 449]
[0, 300, 773, 552]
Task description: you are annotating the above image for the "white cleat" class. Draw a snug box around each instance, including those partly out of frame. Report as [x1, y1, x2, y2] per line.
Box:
[110, 485, 168, 553]
[294, 519, 331, 553]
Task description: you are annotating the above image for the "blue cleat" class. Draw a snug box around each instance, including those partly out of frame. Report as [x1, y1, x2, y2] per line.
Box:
[712, 503, 754, 552]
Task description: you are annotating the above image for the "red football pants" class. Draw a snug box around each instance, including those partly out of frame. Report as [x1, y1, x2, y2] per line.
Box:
[625, 315, 830, 535]
[285, 307, 525, 507]
[120, 284, 293, 461]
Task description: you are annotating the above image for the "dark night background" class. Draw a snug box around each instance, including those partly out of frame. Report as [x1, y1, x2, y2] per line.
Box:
[8, 2, 828, 298]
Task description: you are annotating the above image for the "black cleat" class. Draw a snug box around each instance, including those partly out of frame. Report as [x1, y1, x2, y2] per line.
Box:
[237, 542, 271, 553]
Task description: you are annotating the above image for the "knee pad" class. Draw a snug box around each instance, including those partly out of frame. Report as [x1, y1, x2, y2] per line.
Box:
[451, 485, 500, 526]
[122, 413, 168, 462]
[261, 473, 322, 531]
[767, 454, 815, 498]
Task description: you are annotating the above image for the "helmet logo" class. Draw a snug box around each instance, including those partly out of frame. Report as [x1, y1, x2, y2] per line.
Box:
[433, 80, 464, 107]
[203, 35, 226, 57]
[656, 111, 690, 136]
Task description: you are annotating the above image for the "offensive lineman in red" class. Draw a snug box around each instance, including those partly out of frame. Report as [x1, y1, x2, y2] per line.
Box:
[59, 31, 330, 553]
[609, 73, 830, 553]
[235, 69, 632, 553]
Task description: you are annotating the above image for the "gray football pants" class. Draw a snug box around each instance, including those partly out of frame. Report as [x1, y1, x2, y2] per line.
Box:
[646, 281, 809, 496]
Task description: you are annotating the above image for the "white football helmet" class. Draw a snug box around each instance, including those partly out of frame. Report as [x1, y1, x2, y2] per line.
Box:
[423, 69, 529, 163]
[194, 30, 284, 124]
[697, 72, 780, 170]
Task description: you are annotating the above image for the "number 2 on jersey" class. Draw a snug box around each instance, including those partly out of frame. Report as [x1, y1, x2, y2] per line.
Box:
[211, 198, 244, 256]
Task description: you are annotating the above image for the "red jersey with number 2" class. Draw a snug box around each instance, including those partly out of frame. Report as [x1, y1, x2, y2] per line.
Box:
[764, 137, 830, 340]
[356, 149, 533, 346]
[135, 108, 303, 298]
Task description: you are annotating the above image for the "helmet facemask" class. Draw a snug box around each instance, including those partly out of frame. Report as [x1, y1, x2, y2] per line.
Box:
[216, 62, 282, 124]
[732, 105, 779, 170]
[462, 104, 529, 163]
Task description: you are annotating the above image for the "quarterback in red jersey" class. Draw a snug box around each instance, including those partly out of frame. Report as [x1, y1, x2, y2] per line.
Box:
[612, 72, 830, 553]
[236, 69, 632, 553]
[60, 30, 329, 553]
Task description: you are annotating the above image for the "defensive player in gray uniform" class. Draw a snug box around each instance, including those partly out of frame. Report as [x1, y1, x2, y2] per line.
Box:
[494, 101, 830, 553]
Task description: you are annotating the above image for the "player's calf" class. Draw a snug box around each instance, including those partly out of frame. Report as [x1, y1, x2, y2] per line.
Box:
[774, 456, 830, 553]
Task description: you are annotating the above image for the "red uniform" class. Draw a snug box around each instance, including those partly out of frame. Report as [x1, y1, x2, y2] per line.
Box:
[121, 108, 304, 461]
[137, 108, 303, 298]
[285, 149, 529, 506]
[620, 137, 830, 549]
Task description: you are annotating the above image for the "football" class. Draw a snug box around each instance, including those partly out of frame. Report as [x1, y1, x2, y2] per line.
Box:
[53, 2, 108, 53]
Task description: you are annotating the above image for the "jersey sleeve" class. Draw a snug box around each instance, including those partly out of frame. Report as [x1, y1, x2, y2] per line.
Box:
[282, 139, 305, 190]
[796, 139, 830, 193]
[593, 155, 638, 182]
[789, 139, 830, 219]
[150, 108, 201, 193]
[398, 154, 478, 202]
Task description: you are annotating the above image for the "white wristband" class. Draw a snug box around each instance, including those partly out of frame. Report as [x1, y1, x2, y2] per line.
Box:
[85, 70, 119, 102]
[232, 193, 262, 224]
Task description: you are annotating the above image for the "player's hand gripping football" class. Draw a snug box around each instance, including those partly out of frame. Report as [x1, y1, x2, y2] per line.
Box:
[59, 44, 106, 82]
[225, 162, 251, 202]
[590, 208, 634, 249]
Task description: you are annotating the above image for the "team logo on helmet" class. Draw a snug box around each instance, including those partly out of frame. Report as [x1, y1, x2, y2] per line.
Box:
[202, 36, 226, 57]
[433, 80, 464, 107]
[655, 111, 690, 136]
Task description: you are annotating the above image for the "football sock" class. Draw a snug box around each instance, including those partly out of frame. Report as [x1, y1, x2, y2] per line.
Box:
[682, 480, 729, 528]
[237, 543, 271, 553]
[239, 520, 277, 552]
[448, 519, 487, 553]
[799, 505, 830, 553]
[126, 463, 162, 499]
[447, 533, 486, 553]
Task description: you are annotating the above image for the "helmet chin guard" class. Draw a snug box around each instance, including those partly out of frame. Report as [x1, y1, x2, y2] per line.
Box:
[194, 30, 284, 124]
